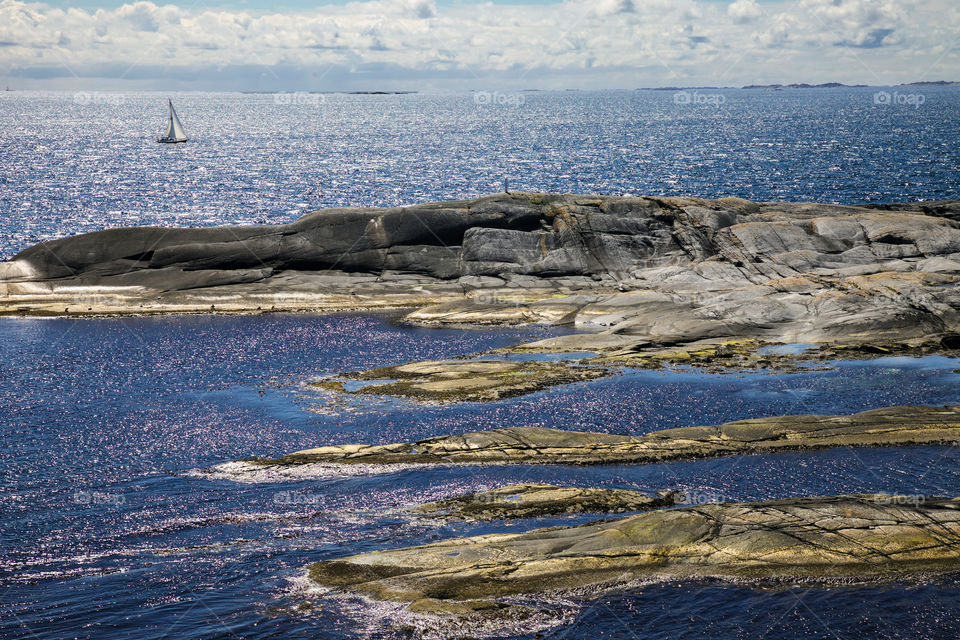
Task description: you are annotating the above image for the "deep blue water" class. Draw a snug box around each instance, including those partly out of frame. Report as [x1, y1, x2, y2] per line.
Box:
[4, 88, 960, 638]
[2, 313, 960, 639]
[2, 87, 960, 259]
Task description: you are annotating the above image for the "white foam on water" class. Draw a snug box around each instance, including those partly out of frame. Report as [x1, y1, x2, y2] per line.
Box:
[190, 460, 454, 483]
[283, 570, 580, 639]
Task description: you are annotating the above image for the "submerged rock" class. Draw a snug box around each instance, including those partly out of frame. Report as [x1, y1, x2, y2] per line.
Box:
[311, 359, 610, 402]
[414, 483, 684, 520]
[2, 194, 959, 352]
[247, 404, 960, 467]
[309, 495, 960, 615]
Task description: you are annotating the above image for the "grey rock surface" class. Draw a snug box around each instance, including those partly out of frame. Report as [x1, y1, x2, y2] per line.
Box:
[414, 483, 684, 520]
[251, 405, 960, 468]
[3, 193, 959, 349]
[310, 494, 960, 616]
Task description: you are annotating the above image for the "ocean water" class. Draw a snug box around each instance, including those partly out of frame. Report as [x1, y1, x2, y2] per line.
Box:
[2, 87, 960, 259]
[4, 89, 960, 639]
[1, 314, 960, 639]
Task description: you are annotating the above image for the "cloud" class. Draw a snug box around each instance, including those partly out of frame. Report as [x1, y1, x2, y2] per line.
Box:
[0, 0, 956, 90]
[400, 0, 437, 19]
[728, 0, 763, 24]
[590, 0, 637, 15]
[800, 0, 906, 48]
[840, 27, 896, 49]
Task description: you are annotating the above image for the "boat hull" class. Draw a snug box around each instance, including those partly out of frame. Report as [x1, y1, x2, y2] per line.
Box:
[157, 138, 188, 144]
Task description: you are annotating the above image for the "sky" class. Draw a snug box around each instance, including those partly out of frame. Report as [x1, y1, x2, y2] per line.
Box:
[1, 0, 958, 91]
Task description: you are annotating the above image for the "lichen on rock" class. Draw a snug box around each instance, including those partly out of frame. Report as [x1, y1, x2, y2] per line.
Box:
[309, 495, 960, 616]
[246, 404, 960, 468]
[414, 483, 684, 520]
[309, 359, 611, 402]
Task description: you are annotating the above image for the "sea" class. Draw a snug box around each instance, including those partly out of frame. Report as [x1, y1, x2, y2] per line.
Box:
[2, 88, 960, 639]
[3, 87, 960, 259]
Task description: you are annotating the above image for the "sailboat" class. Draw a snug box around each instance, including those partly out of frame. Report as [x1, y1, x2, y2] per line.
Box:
[157, 99, 188, 143]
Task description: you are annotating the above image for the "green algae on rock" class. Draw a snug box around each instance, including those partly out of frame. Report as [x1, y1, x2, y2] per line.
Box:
[414, 483, 684, 520]
[246, 404, 960, 468]
[309, 495, 960, 615]
[310, 359, 610, 403]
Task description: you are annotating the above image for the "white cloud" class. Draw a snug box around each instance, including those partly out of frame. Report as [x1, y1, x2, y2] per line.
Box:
[728, 0, 763, 24]
[398, 0, 437, 19]
[800, 0, 907, 48]
[0, 0, 956, 90]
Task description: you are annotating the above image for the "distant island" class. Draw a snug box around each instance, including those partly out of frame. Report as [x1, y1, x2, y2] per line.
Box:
[745, 81, 958, 89]
[901, 80, 960, 86]
[645, 86, 727, 91]
[239, 90, 417, 95]
[742, 82, 868, 89]
[639, 81, 958, 91]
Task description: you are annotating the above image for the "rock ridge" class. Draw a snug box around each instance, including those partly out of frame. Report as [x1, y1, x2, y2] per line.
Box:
[309, 494, 960, 615]
[414, 483, 684, 520]
[246, 404, 960, 468]
[2, 193, 959, 350]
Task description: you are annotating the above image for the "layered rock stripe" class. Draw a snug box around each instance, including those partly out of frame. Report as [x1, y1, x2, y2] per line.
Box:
[2, 194, 959, 350]
[310, 495, 960, 613]
[251, 405, 960, 467]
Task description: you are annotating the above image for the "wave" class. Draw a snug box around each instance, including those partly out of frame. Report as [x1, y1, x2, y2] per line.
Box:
[190, 460, 455, 483]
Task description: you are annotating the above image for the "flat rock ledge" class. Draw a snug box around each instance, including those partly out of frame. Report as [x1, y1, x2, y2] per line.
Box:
[309, 495, 960, 616]
[310, 359, 610, 403]
[414, 483, 683, 520]
[247, 405, 960, 468]
[3, 194, 960, 354]
[578, 335, 960, 373]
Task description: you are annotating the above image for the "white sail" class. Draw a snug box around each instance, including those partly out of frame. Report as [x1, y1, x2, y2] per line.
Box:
[161, 99, 188, 142]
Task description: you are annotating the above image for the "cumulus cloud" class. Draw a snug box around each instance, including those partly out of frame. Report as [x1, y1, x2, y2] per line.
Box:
[801, 0, 907, 48]
[0, 0, 955, 90]
[728, 0, 763, 24]
[399, 0, 437, 19]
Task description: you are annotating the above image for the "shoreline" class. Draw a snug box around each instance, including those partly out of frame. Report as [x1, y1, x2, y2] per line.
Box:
[2, 194, 957, 355]
[234, 404, 960, 469]
[307, 494, 960, 618]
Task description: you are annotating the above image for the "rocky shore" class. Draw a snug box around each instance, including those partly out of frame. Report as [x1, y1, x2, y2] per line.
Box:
[8, 193, 960, 631]
[307, 337, 960, 402]
[414, 483, 683, 520]
[242, 405, 960, 469]
[310, 494, 960, 616]
[311, 358, 610, 402]
[2, 193, 959, 359]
